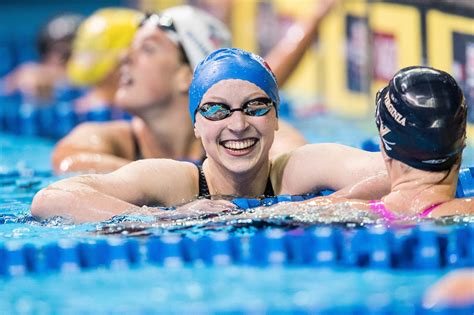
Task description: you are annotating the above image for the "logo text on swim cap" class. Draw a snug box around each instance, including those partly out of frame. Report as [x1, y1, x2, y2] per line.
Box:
[185, 30, 209, 57]
[384, 92, 406, 126]
[379, 122, 395, 151]
[422, 157, 449, 165]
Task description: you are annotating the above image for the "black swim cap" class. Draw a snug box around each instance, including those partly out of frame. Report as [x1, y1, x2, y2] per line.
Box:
[375, 66, 467, 171]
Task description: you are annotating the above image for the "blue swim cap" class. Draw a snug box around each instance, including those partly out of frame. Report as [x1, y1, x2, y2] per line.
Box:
[376, 66, 467, 171]
[189, 48, 279, 124]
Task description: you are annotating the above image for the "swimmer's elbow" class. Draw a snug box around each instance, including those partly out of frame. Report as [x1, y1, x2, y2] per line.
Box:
[31, 188, 54, 219]
[31, 187, 76, 220]
[51, 138, 81, 174]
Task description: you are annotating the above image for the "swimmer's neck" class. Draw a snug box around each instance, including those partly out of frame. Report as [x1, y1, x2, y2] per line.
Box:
[383, 164, 458, 215]
[202, 159, 272, 197]
[132, 97, 201, 160]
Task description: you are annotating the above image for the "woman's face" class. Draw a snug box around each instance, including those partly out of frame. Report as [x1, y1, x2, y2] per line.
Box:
[194, 79, 278, 174]
[115, 22, 189, 113]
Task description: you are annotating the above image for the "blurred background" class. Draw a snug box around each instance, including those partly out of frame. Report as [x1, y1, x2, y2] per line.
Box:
[0, 0, 473, 143]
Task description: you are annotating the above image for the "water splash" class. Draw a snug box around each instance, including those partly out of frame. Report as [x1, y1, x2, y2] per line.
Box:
[92, 201, 474, 236]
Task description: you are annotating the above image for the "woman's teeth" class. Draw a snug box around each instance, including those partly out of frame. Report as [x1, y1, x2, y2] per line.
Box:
[222, 139, 257, 150]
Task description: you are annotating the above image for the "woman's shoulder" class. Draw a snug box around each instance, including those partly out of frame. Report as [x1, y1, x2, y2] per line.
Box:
[127, 159, 200, 205]
[430, 197, 474, 217]
[130, 158, 198, 171]
[118, 158, 199, 184]
[70, 119, 131, 135]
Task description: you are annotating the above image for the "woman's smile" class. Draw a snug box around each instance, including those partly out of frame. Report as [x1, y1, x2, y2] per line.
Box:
[220, 138, 259, 156]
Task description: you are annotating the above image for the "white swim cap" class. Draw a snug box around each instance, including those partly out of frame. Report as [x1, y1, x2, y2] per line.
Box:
[161, 5, 232, 70]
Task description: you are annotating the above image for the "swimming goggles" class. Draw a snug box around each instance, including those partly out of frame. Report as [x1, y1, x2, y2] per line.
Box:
[198, 97, 274, 121]
[139, 13, 189, 64]
[140, 13, 176, 33]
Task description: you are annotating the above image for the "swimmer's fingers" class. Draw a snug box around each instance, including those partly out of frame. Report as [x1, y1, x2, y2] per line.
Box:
[129, 201, 238, 221]
[175, 199, 237, 216]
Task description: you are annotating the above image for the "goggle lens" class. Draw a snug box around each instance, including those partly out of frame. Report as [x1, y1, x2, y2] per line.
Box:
[198, 98, 274, 121]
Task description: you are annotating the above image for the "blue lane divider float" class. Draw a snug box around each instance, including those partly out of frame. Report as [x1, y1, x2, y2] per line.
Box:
[361, 136, 380, 152]
[456, 167, 474, 198]
[232, 192, 332, 209]
[0, 87, 132, 139]
[0, 223, 472, 278]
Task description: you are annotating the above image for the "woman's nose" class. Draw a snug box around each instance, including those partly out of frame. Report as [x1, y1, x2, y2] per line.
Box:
[226, 111, 249, 133]
[119, 48, 133, 66]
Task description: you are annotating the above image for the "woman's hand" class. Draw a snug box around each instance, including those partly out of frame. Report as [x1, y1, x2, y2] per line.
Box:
[175, 199, 238, 218]
[141, 199, 239, 221]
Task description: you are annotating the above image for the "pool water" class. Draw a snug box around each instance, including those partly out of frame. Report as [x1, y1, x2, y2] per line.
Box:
[0, 267, 445, 314]
[1, 113, 473, 314]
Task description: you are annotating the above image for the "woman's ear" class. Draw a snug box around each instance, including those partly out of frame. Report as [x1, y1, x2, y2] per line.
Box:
[379, 142, 391, 162]
[176, 65, 193, 94]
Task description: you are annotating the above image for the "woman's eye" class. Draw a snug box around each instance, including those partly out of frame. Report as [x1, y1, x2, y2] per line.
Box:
[246, 101, 268, 110]
[141, 42, 157, 54]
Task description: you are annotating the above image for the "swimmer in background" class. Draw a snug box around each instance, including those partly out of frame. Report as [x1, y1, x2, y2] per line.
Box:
[66, 8, 142, 118]
[31, 48, 387, 223]
[423, 268, 474, 309]
[52, 1, 337, 174]
[276, 66, 473, 219]
[1, 13, 83, 101]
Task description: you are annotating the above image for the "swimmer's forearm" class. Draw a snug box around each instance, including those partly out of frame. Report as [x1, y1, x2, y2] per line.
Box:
[265, 0, 336, 86]
[53, 152, 132, 174]
[300, 196, 371, 212]
[31, 183, 140, 223]
[333, 173, 390, 200]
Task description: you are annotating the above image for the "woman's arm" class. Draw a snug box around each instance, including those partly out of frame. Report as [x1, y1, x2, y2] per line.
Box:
[31, 159, 198, 223]
[270, 119, 308, 159]
[265, 0, 337, 86]
[273, 143, 389, 198]
[331, 172, 390, 200]
[52, 121, 134, 174]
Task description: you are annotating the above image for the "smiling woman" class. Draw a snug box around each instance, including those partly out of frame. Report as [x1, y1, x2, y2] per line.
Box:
[31, 48, 388, 223]
[51, 2, 341, 174]
[191, 49, 280, 194]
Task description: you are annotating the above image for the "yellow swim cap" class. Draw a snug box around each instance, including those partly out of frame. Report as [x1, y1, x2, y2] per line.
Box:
[67, 8, 143, 86]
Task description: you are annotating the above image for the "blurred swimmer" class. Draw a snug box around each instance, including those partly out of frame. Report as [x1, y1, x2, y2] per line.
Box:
[2, 13, 83, 100]
[32, 48, 387, 223]
[66, 7, 143, 115]
[423, 269, 474, 308]
[285, 66, 473, 218]
[52, 1, 337, 174]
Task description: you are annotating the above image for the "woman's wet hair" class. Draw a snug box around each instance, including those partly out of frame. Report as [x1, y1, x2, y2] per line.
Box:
[375, 66, 467, 172]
